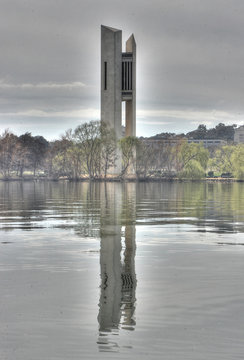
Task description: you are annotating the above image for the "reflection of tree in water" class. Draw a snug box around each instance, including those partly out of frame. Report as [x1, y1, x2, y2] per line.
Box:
[0, 181, 51, 231]
[0, 181, 102, 236]
[97, 183, 137, 352]
[2, 181, 244, 234]
[136, 182, 244, 234]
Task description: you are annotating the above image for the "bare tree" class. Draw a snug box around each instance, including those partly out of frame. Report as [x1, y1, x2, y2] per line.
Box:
[100, 121, 117, 178]
[0, 130, 18, 178]
[73, 121, 102, 179]
[119, 136, 139, 177]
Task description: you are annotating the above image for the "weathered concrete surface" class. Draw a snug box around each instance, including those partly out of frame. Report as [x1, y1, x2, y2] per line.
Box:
[126, 34, 136, 137]
[101, 26, 122, 140]
[101, 26, 136, 175]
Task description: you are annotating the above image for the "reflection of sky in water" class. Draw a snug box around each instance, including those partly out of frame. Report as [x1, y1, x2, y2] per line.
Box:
[1, 181, 244, 235]
[1, 182, 244, 358]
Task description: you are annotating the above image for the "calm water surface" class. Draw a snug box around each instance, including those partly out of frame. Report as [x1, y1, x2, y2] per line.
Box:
[1, 181, 244, 359]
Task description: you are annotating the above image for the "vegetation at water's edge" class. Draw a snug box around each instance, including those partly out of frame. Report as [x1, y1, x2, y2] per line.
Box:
[0, 121, 244, 181]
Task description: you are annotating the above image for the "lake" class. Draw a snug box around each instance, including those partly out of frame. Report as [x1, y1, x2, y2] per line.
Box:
[1, 181, 244, 359]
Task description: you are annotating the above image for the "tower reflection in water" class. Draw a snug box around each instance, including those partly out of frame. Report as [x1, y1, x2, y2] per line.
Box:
[97, 183, 137, 352]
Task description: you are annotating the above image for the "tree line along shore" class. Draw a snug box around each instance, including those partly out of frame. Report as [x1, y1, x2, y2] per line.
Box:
[0, 121, 243, 181]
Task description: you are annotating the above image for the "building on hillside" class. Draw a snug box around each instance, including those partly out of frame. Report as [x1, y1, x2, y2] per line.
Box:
[140, 138, 185, 149]
[187, 139, 227, 148]
[141, 138, 227, 149]
[234, 126, 244, 143]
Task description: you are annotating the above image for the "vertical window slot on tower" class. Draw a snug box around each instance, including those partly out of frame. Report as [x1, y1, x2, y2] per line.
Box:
[122, 62, 125, 90]
[129, 62, 131, 90]
[125, 62, 127, 90]
[126, 62, 128, 90]
[124, 62, 126, 90]
[104, 62, 107, 90]
[122, 62, 123, 90]
[128, 62, 130, 90]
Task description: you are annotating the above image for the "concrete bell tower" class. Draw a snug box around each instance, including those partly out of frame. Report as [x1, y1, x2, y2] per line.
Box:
[101, 25, 136, 173]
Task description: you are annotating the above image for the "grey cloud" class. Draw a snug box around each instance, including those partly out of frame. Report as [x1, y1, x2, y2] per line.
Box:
[1, 0, 244, 138]
[0, 81, 86, 89]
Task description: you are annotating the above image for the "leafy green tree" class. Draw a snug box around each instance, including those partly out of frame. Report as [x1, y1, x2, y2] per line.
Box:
[31, 136, 49, 175]
[187, 124, 207, 139]
[178, 141, 209, 169]
[46, 133, 73, 178]
[231, 145, 244, 180]
[44, 121, 117, 179]
[213, 123, 236, 141]
[175, 141, 209, 179]
[66, 143, 83, 179]
[15, 132, 33, 176]
[73, 121, 102, 178]
[179, 159, 206, 179]
[187, 123, 236, 141]
[155, 142, 179, 176]
[208, 145, 235, 174]
[99, 121, 117, 178]
[119, 136, 139, 177]
[16, 132, 48, 176]
[136, 140, 157, 178]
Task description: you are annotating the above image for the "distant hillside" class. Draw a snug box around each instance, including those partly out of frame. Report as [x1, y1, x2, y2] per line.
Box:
[147, 123, 237, 142]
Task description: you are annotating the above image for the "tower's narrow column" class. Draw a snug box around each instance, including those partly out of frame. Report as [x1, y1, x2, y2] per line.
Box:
[101, 25, 122, 174]
[125, 35, 136, 137]
[101, 25, 136, 176]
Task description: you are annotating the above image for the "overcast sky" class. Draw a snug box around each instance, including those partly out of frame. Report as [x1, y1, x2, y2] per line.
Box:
[1, 0, 244, 139]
